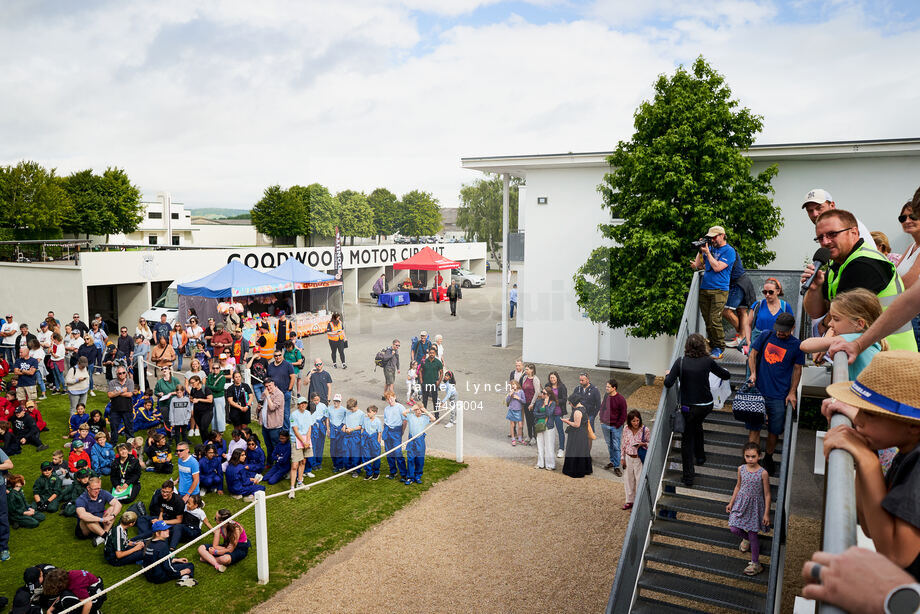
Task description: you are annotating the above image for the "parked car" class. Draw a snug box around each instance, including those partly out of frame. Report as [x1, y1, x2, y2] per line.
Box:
[451, 267, 486, 288]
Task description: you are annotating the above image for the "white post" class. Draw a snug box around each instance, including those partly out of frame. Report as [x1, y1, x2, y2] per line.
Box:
[254, 490, 269, 584]
[501, 172, 510, 348]
[455, 400, 463, 463]
[138, 356, 146, 392]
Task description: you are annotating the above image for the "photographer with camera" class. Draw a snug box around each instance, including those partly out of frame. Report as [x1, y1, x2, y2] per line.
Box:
[691, 225, 736, 359]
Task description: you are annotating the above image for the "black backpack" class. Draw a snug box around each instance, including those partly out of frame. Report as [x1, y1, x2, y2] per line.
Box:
[374, 348, 389, 369]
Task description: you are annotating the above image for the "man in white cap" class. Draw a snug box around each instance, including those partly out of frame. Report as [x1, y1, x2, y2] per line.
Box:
[691, 225, 736, 358]
[802, 188, 876, 249]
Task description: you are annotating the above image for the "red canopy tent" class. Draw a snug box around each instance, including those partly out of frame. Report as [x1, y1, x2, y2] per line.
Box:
[392, 246, 460, 300]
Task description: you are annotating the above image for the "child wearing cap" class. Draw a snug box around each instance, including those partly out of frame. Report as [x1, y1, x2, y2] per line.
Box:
[143, 519, 197, 586]
[59, 469, 92, 517]
[7, 474, 46, 528]
[327, 394, 346, 472]
[823, 351, 920, 580]
[402, 399, 436, 485]
[32, 461, 63, 512]
[343, 398, 365, 477]
[12, 405, 47, 451]
[68, 440, 92, 473]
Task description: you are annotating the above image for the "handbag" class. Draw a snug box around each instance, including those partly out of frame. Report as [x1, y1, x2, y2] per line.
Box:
[535, 417, 547, 433]
[343, 340, 349, 349]
[586, 419, 597, 440]
[732, 380, 766, 422]
[637, 427, 648, 463]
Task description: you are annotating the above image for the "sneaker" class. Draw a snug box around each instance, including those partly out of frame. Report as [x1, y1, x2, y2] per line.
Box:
[243, 494, 255, 502]
[613, 467, 623, 477]
[0, 549, 9, 561]
[740, 539, 750, 552]
[372, 474, 379, 480]
[604, 462, 614, 469]
[288, 491, 295, 499]
[556, 449, 564, 458]
[364, 474, 372, 480]
[444, 422, 453, 429]
[216, 565, 227, 573]
[743, 562, 764, 576]
[535, 464, 542, 469]
[342, 364, 347, 369]
[145, 467, 155, 472]
[39, 394, 47, 400]
[415, 479, 422, 484]
[711, 348, 724, 359]
[405, 479, 413, 485]
[306, 472, 315, 479]
[511, 439, 517, 446]
[176, 576, 198, 587]
[36, 444, 48, 452]
[92, 536, 105, 547]
[725, 334, 741, 348]
[387, 474, 396, 479]
[90, 390, 96, 397]
[296, 480, 304, 488]
[351, 472, 360, 478]
[231, 494, 242, 500]
[333, 363, 338, 369]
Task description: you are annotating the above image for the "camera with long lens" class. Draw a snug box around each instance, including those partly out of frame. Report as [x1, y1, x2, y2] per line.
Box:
[691, 236, 713, 250]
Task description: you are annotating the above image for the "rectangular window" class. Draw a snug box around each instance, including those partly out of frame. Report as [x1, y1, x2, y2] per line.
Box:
[148, 235, 158, 245]
[171, 213, 179, 219]
[148, 211, 162, 219]
[171, 236, 180, 246]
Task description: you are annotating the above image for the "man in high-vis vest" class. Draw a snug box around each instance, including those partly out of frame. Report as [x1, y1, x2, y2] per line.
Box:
[801, 209, 917, 351]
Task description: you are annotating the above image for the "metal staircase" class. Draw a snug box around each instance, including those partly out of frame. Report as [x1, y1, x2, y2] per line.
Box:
[607, 272, 801, 613]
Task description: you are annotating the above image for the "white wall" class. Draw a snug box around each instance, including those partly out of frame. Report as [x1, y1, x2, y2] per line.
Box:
[0, 265, 87, 329]
[519, 167, 616, 371]
[193, 224, 260, 247]
[753, 156, 920, 268]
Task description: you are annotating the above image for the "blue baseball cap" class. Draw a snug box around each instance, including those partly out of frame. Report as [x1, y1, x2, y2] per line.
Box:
[151, 520, 170, 532]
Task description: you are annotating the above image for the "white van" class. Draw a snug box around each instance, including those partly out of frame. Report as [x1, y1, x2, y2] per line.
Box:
[141, 281, 179, 325]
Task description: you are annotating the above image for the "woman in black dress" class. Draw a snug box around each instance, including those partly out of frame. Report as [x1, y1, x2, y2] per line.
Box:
[663, 333, 731, 487]
[562, 393, 593, 478]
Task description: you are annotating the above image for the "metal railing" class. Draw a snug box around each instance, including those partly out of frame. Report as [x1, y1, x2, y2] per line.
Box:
[607, 272, 701, 613]
[764, 293, 805, 613]
[818, 354, 858, 614]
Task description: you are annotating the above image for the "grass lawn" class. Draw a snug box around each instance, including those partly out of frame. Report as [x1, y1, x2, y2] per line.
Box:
[1, 391, 465, 612]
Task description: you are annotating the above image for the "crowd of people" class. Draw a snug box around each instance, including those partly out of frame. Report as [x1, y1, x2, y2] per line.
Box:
[0, 299, 464, 609]
[677, 185, 920, 608]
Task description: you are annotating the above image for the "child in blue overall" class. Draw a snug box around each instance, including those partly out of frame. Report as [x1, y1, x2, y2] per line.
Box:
[225, 449, 265, 500]
[403, 399, 435, 485]
[382, 392, 408, 480]
[264, 431, 292, 484]
[143, 519, 197, 586]
[244, 437, 266, 473]
[343, 398, 365, 476]
[361, 405, 383, 480]
[327, 394, 346, 472]
[308, 393, 328, 472]
[198, 445, 224, 495]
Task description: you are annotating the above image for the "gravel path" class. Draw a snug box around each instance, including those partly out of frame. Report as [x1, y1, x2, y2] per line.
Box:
[252, 456, 627, 614]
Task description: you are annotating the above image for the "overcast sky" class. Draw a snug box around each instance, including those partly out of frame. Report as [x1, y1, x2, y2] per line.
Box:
[1, 0, 918, 209]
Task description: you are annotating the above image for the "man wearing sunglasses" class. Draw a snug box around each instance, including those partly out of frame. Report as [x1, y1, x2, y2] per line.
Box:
[802, 188, 876, 249]
[801, 209, 917, 351]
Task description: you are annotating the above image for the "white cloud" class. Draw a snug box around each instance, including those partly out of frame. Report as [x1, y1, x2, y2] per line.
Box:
[0, 1, 917, 210]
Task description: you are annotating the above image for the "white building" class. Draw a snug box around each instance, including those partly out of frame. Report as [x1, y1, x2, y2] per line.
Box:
[462, 138, 920, 376]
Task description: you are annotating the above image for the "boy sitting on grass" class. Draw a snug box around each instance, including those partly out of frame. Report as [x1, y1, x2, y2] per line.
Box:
[32, 460, 62, 512]
[824, 351, 920, 580]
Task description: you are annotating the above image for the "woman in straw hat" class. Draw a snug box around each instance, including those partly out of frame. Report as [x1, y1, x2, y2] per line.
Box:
[822, 350, 920, 580]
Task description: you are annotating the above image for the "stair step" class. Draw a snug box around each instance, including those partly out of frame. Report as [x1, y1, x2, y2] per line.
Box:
[651, 516, 773, 552]
[658, 493, 735, 519]
[631, 595, 709, 614]
[667, 450, 781, 476]
[645, 542, 769, 585]
[676, 428, 783, 453]
[638, 569, 766, 613]
[704, 411, 749, 428]
[662, 469, 779, 499]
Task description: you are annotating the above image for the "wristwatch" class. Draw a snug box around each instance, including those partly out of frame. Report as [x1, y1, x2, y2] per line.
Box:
[885, 583, 920, 614]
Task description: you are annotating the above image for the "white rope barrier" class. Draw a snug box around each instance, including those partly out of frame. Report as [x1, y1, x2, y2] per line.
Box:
[56, 500, 257, 614]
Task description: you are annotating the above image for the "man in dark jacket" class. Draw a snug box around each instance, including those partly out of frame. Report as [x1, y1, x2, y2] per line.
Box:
[573, 373, 601, 430]
[446, 280, 462, 316]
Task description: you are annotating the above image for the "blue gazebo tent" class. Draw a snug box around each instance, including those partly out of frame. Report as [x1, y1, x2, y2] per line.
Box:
[177, 259, 292, 298]
[268, 258, 343, 316]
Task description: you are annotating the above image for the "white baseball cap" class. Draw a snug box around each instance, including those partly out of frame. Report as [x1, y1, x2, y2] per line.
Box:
[332, 393, 342, 402]
[803, 188, 834, 207]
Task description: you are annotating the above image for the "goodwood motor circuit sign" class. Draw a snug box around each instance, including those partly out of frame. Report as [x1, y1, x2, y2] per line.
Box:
[226, 245, 447, 271]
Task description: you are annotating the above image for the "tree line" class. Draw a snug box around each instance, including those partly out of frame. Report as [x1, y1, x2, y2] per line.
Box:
[0, 160, 144, 241]
[251, 184, 442, 245]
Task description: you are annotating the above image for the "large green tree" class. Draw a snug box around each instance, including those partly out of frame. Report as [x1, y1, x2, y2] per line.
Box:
[99, 167, 144, 241]
[305, 183, 338, 243]
[367, 187, 399, 242]
[457, 176, 520, 262]
[251, 185, 304, 244]
[281, 184, 312, 238]
[0, 161, 72, 238]
[336, 189, 375, 245]
[61, 167, 144, 240]
[398, 190, 441, 236]
[574, 57, 781, 338]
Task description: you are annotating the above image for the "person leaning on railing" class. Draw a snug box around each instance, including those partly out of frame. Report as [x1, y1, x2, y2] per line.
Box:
[821, 351, 920, 582]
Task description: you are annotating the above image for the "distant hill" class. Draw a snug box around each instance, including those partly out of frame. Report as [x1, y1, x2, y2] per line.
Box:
[189, 208, 251, 219]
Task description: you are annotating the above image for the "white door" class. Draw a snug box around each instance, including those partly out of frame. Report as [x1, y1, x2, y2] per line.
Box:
[598, 324, 629, 369]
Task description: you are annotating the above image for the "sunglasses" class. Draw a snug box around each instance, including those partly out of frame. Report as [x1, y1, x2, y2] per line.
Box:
[899, 213, 919, 223]
[813, 227, 855, 243]
[762, 290, 775, 295]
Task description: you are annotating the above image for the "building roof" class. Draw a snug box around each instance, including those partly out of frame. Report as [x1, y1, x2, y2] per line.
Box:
[461, 137, 920, 177]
